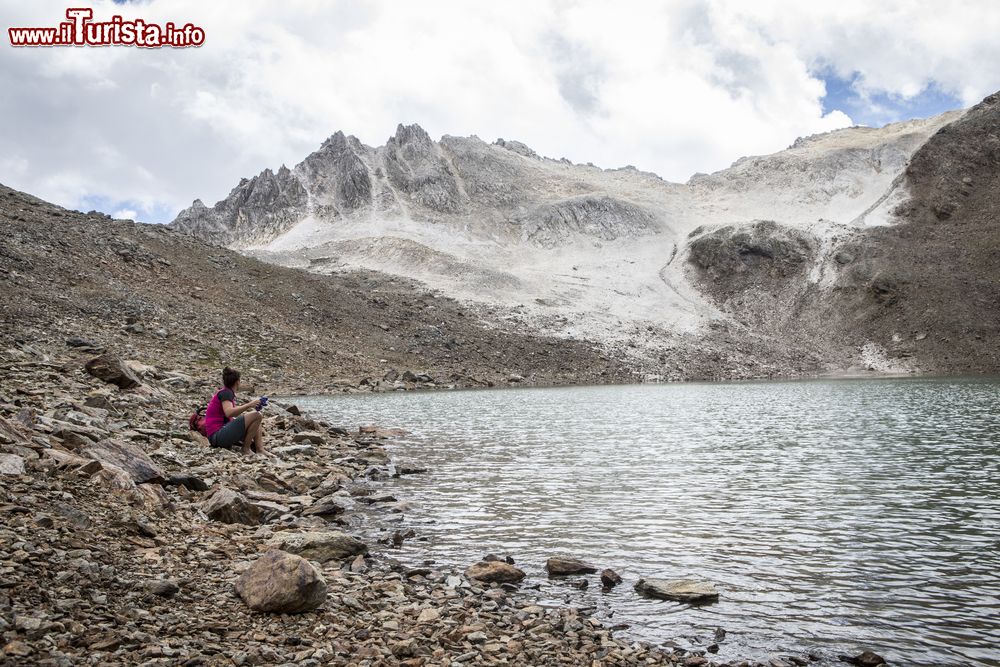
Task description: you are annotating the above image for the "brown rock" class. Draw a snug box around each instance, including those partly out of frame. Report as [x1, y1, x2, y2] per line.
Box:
[546, 557, 597, 576]
[84, 352, 141, 389]
[202, 487, 262, 525]
[634, 578, 719, 603]
[301, 496, 348, 517]
[267, 531, 367, 562]
[0, 453, 25, 475]
[147, 579, 180, 598]
[601, 568, 623, 587]
[234, 550, 328, 613]
[292, 431, 326, 444]
[2, 640, 32, 657]
[80, 439, 165, 484]
[0, 416, 31, 445]
[465, 560, 526, 584]
[848, 651, 887, 667]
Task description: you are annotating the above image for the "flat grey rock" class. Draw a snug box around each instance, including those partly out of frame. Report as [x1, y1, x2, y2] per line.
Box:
[634, 578, 719, 603]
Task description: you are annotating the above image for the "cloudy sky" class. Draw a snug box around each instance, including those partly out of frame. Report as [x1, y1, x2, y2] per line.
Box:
[2, 0, 998, 223]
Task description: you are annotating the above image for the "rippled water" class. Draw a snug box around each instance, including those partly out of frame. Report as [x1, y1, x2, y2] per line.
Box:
[293, 378, 1000, 666]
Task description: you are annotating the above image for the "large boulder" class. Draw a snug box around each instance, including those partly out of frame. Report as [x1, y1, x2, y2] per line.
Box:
[84, 353, 141, 389]
[234, 550, 328, 613]
[464, 560, 526, 584]
[80, 439, 165, 484]
[546, 557, 597, 576]
[202, 487, 262, 525]
[268, 531, 367, 562]
[634, 578, 719, 603]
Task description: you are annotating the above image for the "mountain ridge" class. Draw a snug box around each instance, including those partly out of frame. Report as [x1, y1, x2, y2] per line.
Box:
[168, 94, 1000, 377]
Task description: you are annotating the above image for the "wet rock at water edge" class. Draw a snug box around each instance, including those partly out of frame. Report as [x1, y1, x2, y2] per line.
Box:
[546, 557, 598, 576]
[301, 496, 348, 517]
[465, 560, 526, 584]
[601, 568, 623, 588]
[84, 352, 141, 389]
[268, 530, 367, 562]
[234, 550, 328, 613]
[634, 578, 719, 603]
[201, 487, 263, 525]
[841, 651, 887, 666]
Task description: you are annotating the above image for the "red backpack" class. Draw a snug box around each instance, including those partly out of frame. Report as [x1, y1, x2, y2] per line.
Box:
[188, 407, 208, 437]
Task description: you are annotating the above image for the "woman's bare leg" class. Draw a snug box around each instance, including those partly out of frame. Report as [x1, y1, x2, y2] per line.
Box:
[254, 424, 274, 458]
[241, 412, 261, 456]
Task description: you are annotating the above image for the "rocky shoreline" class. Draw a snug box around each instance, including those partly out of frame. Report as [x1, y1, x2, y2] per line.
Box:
[0, 339, 892, 667]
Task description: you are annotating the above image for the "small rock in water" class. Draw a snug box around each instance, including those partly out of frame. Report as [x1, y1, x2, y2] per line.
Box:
[234, 550, 328, 613]
[465, 560, 526, 584]
[842, 651, 887, 667]
[634, 578, 719, 603]
[601, 568, 623, 588]
[546, 557, 598, 576]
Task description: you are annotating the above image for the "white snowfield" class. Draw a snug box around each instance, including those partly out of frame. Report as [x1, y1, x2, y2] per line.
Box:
[227, 110, 961, 343]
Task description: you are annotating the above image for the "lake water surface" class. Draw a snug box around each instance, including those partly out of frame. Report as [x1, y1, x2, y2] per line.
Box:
[293, 378, 1000, 666]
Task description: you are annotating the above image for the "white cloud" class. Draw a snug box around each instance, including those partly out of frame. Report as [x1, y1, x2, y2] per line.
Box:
[1, 0, 997, 223]
[113, 208, 138, 220]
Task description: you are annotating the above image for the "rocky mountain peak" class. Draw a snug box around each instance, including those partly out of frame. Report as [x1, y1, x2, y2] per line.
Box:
[390, 123, 432, 147]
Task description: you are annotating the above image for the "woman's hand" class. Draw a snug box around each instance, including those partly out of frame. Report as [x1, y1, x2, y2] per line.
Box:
[223, 398, 260, 419]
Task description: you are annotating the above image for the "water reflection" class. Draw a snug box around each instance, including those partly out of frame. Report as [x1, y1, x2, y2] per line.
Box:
[293, 377, 1000, 666]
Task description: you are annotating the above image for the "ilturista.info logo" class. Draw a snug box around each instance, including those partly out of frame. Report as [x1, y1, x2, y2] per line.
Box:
[8, 7, 205, 48]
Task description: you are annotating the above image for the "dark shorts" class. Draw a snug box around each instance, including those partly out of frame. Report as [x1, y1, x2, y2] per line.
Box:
[209, 415, 246, 449]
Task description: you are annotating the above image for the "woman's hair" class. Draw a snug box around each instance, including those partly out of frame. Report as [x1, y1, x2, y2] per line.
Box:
[222, 367, 241, 389]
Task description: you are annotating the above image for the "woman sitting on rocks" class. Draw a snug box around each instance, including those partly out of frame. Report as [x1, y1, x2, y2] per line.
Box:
[205, 367, 271, 457]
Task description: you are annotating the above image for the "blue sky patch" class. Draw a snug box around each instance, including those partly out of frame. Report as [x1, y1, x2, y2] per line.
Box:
[818, 70, 963, 127]
[77, 194, 178, 225]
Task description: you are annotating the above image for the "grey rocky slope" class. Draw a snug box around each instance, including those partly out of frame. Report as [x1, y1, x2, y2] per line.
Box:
[171, 94, 1000, 377]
